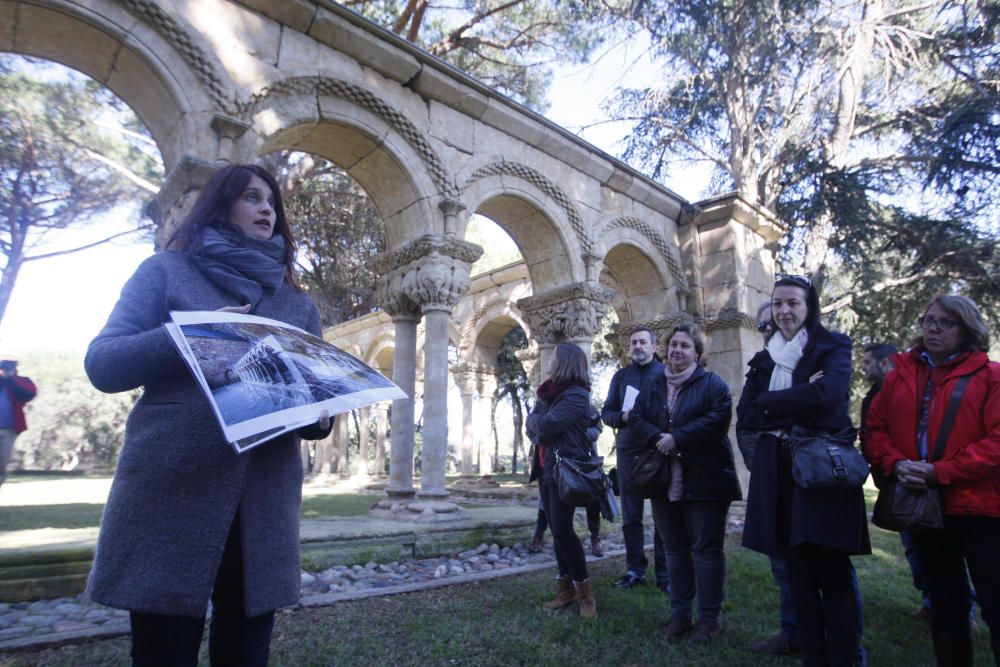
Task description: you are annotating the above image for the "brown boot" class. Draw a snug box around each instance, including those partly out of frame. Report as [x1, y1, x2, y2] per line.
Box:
[575, 579, 597, 619]
[543, 575, 577, 610]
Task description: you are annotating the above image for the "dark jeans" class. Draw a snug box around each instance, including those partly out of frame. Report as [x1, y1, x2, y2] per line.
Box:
[540, 478, 588, 582]
[534, 500, 601, 539]
[786, 543, 859, 667]
[900, 532, 931, 607]
[130, 513, 275, 667]
[651, 498, 729, 626]
[912, 514, 1000, 662]
[773, 554, 867, 664]
[618, 451, 668, 583]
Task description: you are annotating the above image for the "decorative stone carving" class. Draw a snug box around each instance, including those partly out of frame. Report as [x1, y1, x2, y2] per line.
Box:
[439, 199, 466, 236]
[608, 216, 689, 293]
[146, 155, 219, 248]
[517, 282, 615, 344]
[210, 114, 251, 163]
[374, 234, 483, 313]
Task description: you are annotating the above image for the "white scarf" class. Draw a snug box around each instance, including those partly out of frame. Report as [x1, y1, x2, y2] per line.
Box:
[767, 328, 808, 391]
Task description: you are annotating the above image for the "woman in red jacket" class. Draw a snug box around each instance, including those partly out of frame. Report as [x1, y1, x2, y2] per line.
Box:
[866, 294, 1000, 667]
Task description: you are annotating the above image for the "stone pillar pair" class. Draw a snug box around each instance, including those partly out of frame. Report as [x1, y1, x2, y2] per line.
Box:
[451, 363, 499, 487]
[375, 234, 483, 503]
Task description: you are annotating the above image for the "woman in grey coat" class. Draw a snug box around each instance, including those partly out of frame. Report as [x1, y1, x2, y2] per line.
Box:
[86, 164, 331, 666]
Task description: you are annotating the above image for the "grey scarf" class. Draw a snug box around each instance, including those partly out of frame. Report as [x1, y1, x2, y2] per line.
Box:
[191, 227, 287, 307]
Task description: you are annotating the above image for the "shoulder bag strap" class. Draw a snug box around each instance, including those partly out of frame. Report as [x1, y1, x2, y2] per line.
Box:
[929, 373, 975, 462]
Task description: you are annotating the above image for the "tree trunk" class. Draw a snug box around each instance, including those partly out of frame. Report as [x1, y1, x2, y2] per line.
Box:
[511, 394, 523, 474]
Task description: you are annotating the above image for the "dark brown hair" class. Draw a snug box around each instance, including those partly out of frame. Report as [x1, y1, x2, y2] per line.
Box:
[550, 342, 591, 387]
[168, 164, 299, 287]
[667, 323, 706, 360]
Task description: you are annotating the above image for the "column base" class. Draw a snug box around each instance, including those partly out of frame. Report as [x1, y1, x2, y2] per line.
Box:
[450, 475, 501, 490]
[369, 498, 466, 522]
[385, 486, 416, 499]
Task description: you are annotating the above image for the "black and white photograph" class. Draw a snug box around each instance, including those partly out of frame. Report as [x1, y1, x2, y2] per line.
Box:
[166, 311, 405, 452]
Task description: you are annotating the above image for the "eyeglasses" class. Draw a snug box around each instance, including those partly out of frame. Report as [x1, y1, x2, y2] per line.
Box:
[919, 315, 959, 332]
[756, 321, 773, 333]
[775, 274, 812, 288]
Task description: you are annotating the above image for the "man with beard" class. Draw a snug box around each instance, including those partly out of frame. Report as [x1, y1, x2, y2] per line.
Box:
[602, 326, 669, 591]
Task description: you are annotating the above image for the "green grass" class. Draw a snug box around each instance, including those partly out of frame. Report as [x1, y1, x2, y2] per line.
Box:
[2, 526, 994, 666]
[0, 504, 105, 532]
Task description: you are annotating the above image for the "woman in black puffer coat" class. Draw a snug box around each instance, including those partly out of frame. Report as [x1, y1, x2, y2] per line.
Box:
[630, 324, 741, 646]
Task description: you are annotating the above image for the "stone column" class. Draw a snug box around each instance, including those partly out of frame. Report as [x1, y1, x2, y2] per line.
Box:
[517, 282, 615, 372]
[679, 193, 786, 492]
[376, 295, 420, 497]
[452, 363, 478, 477]
[476, 372, 498, 477]
[374, 405, 388, 478]
[375, 234, 482, 501]
[336, 413, 350, 479]
[357, 407, 371, 477]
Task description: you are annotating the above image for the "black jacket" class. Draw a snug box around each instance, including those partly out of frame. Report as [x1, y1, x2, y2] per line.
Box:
[526, 384, 593, 483]
[601, 358, 665, 455]
[629, 366, 742, 502]
[737, 324, 870, 556]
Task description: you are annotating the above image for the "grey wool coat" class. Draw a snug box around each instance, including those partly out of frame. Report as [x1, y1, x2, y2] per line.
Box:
[85, 251, 326, 618]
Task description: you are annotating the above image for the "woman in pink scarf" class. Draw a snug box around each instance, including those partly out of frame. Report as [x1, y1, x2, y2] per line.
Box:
[629, 324, 741, 645]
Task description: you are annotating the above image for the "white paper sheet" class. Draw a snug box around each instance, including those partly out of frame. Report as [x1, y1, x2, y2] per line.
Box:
[622, 385, 640, 412]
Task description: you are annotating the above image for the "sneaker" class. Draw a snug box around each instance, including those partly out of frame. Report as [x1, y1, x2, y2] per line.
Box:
[750, 633, 799, 655]
[590, 536, 604, 557]
[688, 622, 721, 646]
[664, 617, 694, 644]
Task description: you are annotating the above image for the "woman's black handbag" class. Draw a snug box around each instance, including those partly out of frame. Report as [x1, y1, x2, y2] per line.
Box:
[872, 373, 975, 533]
[554, 451, 608, 507]
[627, 447, 672, 498]
[788, 426, 869, 490]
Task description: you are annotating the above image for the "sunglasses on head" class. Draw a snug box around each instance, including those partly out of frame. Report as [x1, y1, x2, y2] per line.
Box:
[775, 274, 812, 289]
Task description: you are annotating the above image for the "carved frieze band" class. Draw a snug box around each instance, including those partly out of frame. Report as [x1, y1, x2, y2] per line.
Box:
[460, 161, 593, 255]
[123, 0, 232, 113]
[243, 76, 457, 198]
[606, 309, 758, 354]
[517, 283, 614, 344]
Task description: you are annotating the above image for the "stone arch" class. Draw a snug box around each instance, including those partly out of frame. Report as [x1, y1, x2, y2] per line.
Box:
[460, 298, 530, 368]
[601, 216, 688, 293]
[246, 79, 448, 247]
[364, 335, 396, 373]
[2, 0, 227, 170]
[458, 166, 586, 293]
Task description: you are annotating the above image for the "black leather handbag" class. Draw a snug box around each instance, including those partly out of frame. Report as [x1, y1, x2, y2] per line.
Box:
[554, 451, 608, 507]
[788, 426, 868, 490]
[627, 447, 672, 498]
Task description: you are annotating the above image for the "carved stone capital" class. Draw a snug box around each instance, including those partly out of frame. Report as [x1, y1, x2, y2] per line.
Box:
[147, 155, 220, 248]
[514, 348, 541, 387]
[375, 273, 422, 321]
[374, 235, 484, 312]
[516, 282, 615, 344]
[451, 361, 493, 395]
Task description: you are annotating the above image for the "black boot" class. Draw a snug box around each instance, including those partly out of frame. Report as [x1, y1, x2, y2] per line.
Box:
[932, 629, 972, 667]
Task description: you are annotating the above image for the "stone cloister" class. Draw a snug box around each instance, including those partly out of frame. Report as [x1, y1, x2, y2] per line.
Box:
[4, 0, 784, 512]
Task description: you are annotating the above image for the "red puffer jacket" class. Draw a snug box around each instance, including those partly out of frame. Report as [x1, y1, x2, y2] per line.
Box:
[866, 349, 1000, 517]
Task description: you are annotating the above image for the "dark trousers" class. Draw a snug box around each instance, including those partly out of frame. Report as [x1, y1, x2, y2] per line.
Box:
[651, 498, 729, 626]
[130, 514, 275, 667]
[534, 501, 601, 539]
[912, 514, 1000, 665]
[540, 477, 588, 581]
[617, 451, 668, 583]
[786, 543, 859, 667]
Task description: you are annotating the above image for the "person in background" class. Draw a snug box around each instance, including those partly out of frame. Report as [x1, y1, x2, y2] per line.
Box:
[601, 326, 669, 592]
[866, 295, 1000, 666]
[739, 275, 871, 666]
[526, 342, 600, 618]
[0, 355, 36, 490]
[629, 324, 741, 645]
[85, 164, 332, 667]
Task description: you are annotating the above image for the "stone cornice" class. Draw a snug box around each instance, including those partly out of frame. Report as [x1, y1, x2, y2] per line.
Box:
[373, 234, 483, 275]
